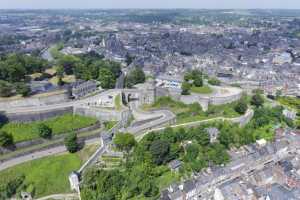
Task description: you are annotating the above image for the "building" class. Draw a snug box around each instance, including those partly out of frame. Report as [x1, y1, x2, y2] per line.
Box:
[273, 52, 293, 65]
[168, 160, 182, 172]
[183, 180, 197, 200]
[29, 80, 54, 94]
[71, 80, 98, 99]
[156, 74, 183, 90]
[283, 109, 297, 120]
[205, 127, 220, 143]
[69, 171, 80, 192]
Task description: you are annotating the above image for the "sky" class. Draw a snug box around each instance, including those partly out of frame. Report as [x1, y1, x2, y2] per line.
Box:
[0, 0, 300, 9]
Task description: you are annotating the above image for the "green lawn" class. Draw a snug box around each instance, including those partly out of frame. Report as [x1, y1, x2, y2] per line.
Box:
[278, 96, 300, 112]
[0, 144, 99, 198]
[1, 114, 98, 143]
[190, 85, 213, 94]
[114, 94, 122, 110]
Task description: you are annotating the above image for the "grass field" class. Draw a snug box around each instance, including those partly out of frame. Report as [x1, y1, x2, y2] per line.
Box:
[190, 85, 213, 94]
[278, 96, 300, 111]
[114, 94, 122, 110]
[0, 144, 99, 198]
[1, 114, 98, 143]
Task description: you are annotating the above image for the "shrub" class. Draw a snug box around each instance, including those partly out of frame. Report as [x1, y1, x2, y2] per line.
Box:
[15, 83, 31, 97]
[251, 93, 264, 107]
[193, 76, 203, 87]
[0, 131, 14, 147]
[181, 81, 191, 95]
[37, 124, 52, 139]
[208, 77, 221, 86]
[0, 173, 25, 199]
[234, 100, 248, 114]
[64, 132, 78, 153]
[0, 81, 13, 97]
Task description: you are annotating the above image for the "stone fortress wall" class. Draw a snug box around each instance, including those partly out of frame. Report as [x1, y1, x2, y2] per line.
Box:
[74, 106, 132, 124]
[157, 86, 243, 111]
[0, 89, 70, 109]
[5, 106, 73, 123]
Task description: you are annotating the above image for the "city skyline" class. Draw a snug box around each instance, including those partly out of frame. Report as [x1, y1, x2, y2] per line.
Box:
[1, 0, 300, 9]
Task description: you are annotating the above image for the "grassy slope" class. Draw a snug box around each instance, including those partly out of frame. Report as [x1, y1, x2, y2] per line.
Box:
[278, 96, 300, 112]
[1, 114, 98, 143]
[0, 144, 99, 198]
[143, 97, 241, 124]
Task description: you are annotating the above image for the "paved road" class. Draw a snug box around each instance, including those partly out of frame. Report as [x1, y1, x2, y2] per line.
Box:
[0, 138, 101, 171]
[115, 72, 125, 89]
[125, 98, 176, 134]
[36, 193, 78, 200]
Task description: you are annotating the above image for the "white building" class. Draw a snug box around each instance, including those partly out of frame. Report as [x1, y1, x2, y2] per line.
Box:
[156, 74, 183, 89]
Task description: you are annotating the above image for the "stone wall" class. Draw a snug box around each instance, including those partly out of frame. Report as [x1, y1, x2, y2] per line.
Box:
[230, 109, 254, 126]
[74, 106, 132, 124]
[0, 89, 70, 109]
[208, 93, 242, 105]
[5, 106, 73, 123]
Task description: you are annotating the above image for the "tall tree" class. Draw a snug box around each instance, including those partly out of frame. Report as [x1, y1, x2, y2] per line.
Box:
[149, 140, 170, 165]
[98, 68, 115, 89]
[181, 81, 191, 95]
[125, 67, 146, 88]
[251, 93, 264, 107]
[64, 132, 78, 153]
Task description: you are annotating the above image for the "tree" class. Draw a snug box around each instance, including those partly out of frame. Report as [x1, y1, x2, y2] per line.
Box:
[64, 132, 78, 153]
[58, 55, 80, 75]
[149, 140, 170, 165]
[125, 67, 146, 88]
[234, 99, 248, 114]
[37, 124, 52, 139]
[98, 68, 115, 89]
[0, 81, 13, 97]
[251, 93, 264, 107]
[181, 81, 191, 95]
[0, 131, 13, 147]
[184, 143, 200, 162]
[114, 133, 137, 153]
[15, 83, 31, 97]
[193, 75, 203, 87]
[125, 53, 134, 66]
[0, 173, 25, 199]
[207, 144, 230, 165]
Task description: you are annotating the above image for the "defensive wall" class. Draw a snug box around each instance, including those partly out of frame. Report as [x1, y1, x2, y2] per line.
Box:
[5, 106, 73, 123]
[0, 89, 70, 109]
